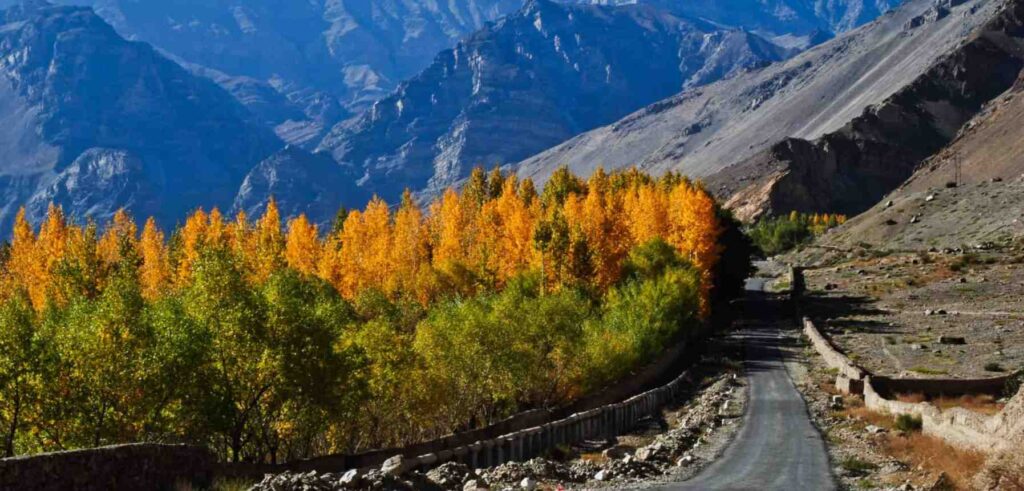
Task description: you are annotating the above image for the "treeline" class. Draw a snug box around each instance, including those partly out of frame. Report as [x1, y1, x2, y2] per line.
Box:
[748, 211, 847, 256]
[0, 167, 747, 464]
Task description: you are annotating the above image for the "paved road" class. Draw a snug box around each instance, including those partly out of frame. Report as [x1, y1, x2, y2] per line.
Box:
[654, 291, 836, 491]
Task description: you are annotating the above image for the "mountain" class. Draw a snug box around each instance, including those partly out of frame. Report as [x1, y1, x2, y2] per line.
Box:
[579, 0, 902, 48]
[0, 2, 281, 235]
[514, 0, 1016, 220]
[318, 0, 790, 203]
[234, 146, 368, 227]
[0, 0, 526, 147]
[815, 67, 1024, 250]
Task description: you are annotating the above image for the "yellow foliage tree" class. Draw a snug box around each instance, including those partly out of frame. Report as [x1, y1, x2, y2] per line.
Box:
[284, 215, 320, 276]
[139, 218, 169, 300]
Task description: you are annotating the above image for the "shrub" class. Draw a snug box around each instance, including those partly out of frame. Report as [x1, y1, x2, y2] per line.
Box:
[984, 362, 1006, 373]
[894, 414, 923, 433]
[747, 212, 846, 256]
[840, 457, 878, 476]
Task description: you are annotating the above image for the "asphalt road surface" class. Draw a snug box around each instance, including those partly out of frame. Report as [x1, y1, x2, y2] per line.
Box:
[653, 290, 836, 491]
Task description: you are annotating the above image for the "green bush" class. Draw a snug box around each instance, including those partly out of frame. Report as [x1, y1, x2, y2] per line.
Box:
[894, 414, 923, 433]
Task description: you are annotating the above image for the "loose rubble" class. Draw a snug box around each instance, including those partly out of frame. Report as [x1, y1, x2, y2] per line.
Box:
[248, 371, 747, 491]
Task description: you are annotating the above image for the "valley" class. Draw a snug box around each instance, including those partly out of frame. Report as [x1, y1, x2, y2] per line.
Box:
[1, 0, 1024, 489]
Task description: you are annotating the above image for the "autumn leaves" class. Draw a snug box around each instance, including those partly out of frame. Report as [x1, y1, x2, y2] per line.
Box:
[0, 166, 728, 462]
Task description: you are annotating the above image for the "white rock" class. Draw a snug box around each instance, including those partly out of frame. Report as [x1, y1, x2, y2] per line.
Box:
[381, 454, 406, 476]
[339, 469, 362, 488]
[520, 477, 537, 490]
[594, 469, 612, 481]
[464, 479, 488, 491]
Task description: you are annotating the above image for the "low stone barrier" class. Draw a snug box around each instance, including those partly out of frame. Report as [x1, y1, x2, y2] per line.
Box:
[399, 367, 693, 473]
[0, 444, 214, 491]
[802, 317, 867, 393]
[864, 376, 1023, 453]
[801, 311, 1024, 454]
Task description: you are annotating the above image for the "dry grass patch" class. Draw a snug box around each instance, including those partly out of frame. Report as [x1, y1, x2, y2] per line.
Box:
[934, 394, 1005, 415]
[884, 433, 986, 490]
[840, 405, 896, 430]
[894, 392, 1005, 415]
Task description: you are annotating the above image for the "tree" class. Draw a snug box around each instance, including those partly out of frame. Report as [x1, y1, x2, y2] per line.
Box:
[284, 215, 320, 276]
[181, 249, 269, 462]
[541, 166, 586, 208]
[139, 218, 170, 300]
[0, 292, 45, 456]
[251, 200, 285, 284]
[6, 209, 44, 310]
[49, 252, 154, 448]
[390, 191, 429, 296]
[97, 209, 138, 267]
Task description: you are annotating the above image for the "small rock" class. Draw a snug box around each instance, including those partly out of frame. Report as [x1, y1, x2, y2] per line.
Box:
[594, 469, 612, 481]
[520, 477, 536, 490]
[866, 425, 886, 434]
[925, 194, 936, 202]
[381, 454, 407, 476]
[886, 200, 895, 208]
[339, 469, 362, 488]
[938, 336, 966, 345]
[910, 344, 925, 351]
[830, 395, 844, 409]
[676, 454, 694, 466]
[464, 479, 488, 491]
[601, 446, 628, 460]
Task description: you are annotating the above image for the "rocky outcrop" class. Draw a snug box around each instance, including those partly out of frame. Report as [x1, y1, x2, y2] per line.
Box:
[711, 6, 1024, 219]
[233, 146, 368, 228]
[319, 0, 789, 203]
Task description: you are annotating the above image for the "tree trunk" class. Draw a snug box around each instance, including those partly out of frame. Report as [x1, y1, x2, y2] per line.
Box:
[4, 388, 20, 457]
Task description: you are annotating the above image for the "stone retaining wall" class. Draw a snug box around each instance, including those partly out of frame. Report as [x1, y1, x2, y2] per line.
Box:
[0, 444, 214, 491]
[802, 313, 1024, 454]
[863, 376, 1023, 453]
[802, 317, 867, 393]
[394, 367, 693, 474]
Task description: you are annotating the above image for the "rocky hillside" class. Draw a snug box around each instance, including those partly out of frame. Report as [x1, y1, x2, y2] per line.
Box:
[0, 2, 281, 235]
[514, 0, 1007, 215]
[318, 0, 790, 203]
[814, 71, 1024, 250]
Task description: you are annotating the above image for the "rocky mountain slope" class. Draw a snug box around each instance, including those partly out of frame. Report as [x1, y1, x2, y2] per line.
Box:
[514, 0, 1008, 216]
[814, 70, 1024, 250]
[233, 146, 368, 227]
[0, 2, 281, 235]
[710, 0, 1024, 220]
[581, 0, 902, 48]
[2, 0, 525, 146]
[318, 0, 790, 203]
